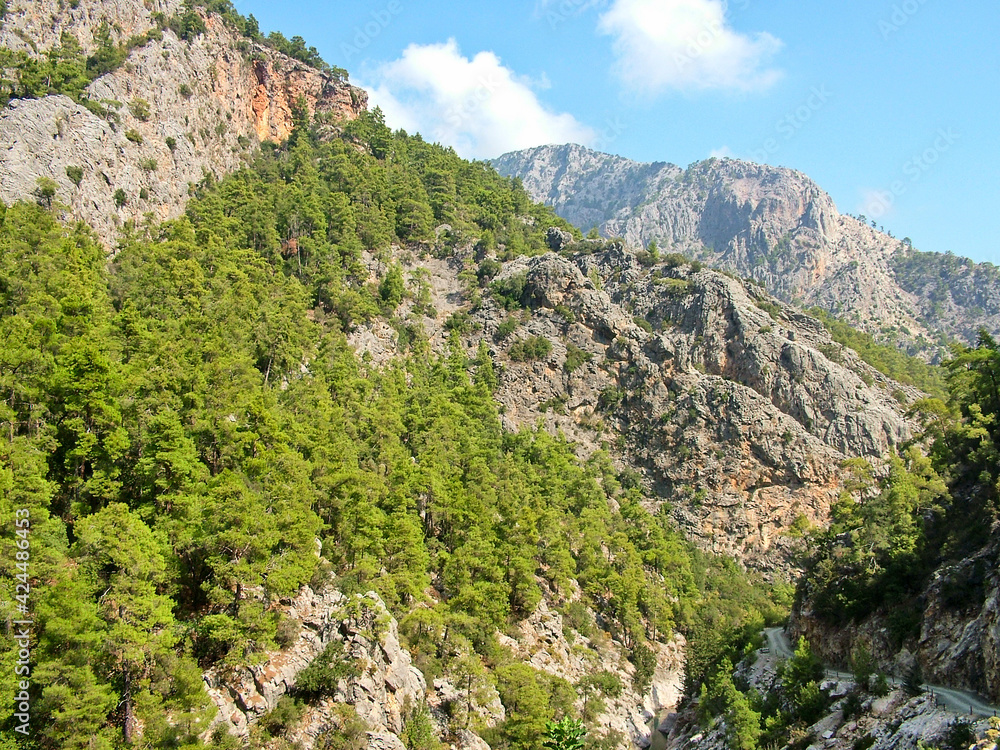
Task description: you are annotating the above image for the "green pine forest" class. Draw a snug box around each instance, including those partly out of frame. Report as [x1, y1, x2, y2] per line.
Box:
[0, 108, 785, 749]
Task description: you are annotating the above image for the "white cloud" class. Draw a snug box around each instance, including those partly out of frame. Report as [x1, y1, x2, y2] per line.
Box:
[710, 145, 736, 158]
[597, 0, 783, 93]
[362, 39, 596, 159]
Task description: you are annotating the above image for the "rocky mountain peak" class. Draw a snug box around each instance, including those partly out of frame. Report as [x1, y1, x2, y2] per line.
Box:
[494, 143, 1000, 355]
[0, 0, 366, 244]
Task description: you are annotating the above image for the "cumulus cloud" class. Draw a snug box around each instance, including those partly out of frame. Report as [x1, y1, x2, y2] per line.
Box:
[363, 39, 595, 159]
[597, 0, 783, 93]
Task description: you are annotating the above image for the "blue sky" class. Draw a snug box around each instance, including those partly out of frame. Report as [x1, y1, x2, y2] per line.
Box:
[239, 0, 999, 265]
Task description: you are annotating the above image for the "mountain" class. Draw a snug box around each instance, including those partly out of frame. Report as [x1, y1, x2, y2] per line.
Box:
[492, 144, 1000, 358]
[2, 3, 997, 750]
[0, 0, 366, 243]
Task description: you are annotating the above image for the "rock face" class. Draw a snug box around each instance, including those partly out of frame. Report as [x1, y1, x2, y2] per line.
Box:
[205, 587, 425, 745]
[668, 644, 996, 750]
[791, 533, 1000, 703]
[463, 247, 914, 569]
[497, 596, 685, 747]
[0, 0, 365, 244]
[493, 144, 1000, 353]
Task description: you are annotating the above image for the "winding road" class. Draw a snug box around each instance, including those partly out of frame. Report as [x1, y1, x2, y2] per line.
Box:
[763, 628, 1000, 719]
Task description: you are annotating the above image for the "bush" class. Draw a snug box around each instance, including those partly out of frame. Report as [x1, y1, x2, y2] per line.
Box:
[169, 10, 207, 41]
[179, 82, 193, 98]
[945, 720, 975, 750]
[509, 336, 552, 362]
[477, 257, 502, 285]
[65, 165, 84, 186]
[599, 386, 623, 409]
[492, 272, 528, 310]
[129, 97, 151, 121]
[633, 316, 653, 333]
[35, 177, 57, 207]
[293, 641, 358, 701]
[656, 277, 692, 297]
[140, 158, 158, 172]
[554, 304, 575, 323]
[260, 696, 303, 739]
[842, 691, 864, 720]
[444, 311, 477, 334]
[165, 136, 177, 151]
[564, 343, 592, 373]
[756, 300, 782, 319]
[125, 128, 143, 144]
[496, 316, 519, 340]
[113, 188, 127, 207]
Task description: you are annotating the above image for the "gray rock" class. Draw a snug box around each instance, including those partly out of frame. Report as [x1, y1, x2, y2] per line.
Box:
[493, 143, 1000, 355]
[205, 587, 424, 743]
[484, 250, 914, 569]
[0, 0, 366, 246]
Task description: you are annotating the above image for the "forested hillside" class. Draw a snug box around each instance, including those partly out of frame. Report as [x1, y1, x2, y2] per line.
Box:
[0, 109, 783, 749]
[5, 3, 999, 750]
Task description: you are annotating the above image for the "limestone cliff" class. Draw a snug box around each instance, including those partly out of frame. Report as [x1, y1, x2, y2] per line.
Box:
[791, 532, 1000, 703]
[0, 0, 366, 244]
[493, 144, 1000, 355]
[347, 239, 916, 571]
[205, 587, 426, 748]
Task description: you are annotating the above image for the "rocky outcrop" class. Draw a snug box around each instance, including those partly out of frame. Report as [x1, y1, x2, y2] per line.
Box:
[496, 596, 685, 748]
[669, 644, 997, 750]
[791, 532, 1000, 703]
[493, 144, 1000, 355]
[204, 588, 425, 745]
[0, 0, 366, 244]
[347, 240, 915, 570]
[468, 248, 913, 569]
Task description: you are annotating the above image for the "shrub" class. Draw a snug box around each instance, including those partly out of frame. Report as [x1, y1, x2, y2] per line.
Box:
[633, 316, 653, 333]
[125, 128, 143, 144]
[293, 641, 358, 701]
[554, 304, 575, 323]
[129, 97, 151, 121]
[492, 272, 528, 310]
[35, 177, 57, 207]
[140, 157, 158, 172]
[564, 343, 592, 373]
[113, 188, 127, 207]
[756, 300, 782, 319]
[477, 257, 502, 285]
[509, 336, 552, 362]
[65, 165, 84, 186]
[179, 82, 193, 98]
[165, 136, 177, 151]
[260, 696, 303, 739]
[599, 386, 623, 409]
[656, 277, 692, 297]
[496, 316, 519, 340]
[444, 311, 476, 334]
